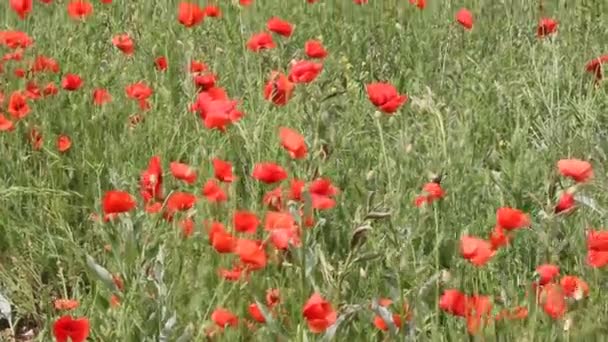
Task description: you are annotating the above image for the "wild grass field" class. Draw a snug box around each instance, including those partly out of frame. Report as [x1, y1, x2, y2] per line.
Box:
[1, 0, 608, 341]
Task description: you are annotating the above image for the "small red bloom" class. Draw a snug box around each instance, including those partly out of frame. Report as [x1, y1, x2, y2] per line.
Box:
[247, 32, 276, 52]
[208, 222, 236, 253]
[489, 225, 509, 250]
[236, 239, 267, 270]
[536, 264, 559, 286]
[10, 0, 33, 20]
[202, 179, 228, 202]
[53, 316, 90, 342]
[234, 210, 259, 234]
[252, 162, 288, 184]
[585, 55, 608, 80]
[408, 0, 426, 10]
[203, 5, 221, 18]
[102, 190, 136, 215]
[0, 115, 15, 132]
[540, 284, 567, 319]
[366, 82, 408, 114]
[586, 229, 608, 268]
[267, 17, 294, 37]
[496, 207, 530, 230]
[456, 8, 473, 30]
[140, 155, 163, 203]
[211, 308, 238, 328]
[560, 275, 589, 300]
[112, 34, 135, 55]
[557, 158, 593, 183]
[263, 72, 294, 106]
[460, 235, 495, 266]
[170, 162, 197, 184]
[177, 2, 205, 28]
[288, 60, 323, 83]
[537, 18, 558, 37]
[57, 135, 72, 152]
[279, 127, 307, 159]
[155, 56, 168, 71]
[67, 0, 93, 20]
[555, 192, 576, 214]
[166, 191, 197, 212]
[7, 91, 29, 119]
[62, 73, 83, 91]
[305, 40, 328, 59]
[212, 158, 235, 182]
[92, 88, 112, 105]
[302, 293, 337, 333]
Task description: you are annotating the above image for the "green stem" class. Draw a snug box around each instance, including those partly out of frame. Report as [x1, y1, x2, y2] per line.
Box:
[374, 116, 393, 192]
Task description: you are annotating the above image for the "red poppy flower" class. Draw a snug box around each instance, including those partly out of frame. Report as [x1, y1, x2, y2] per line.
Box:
[218, 264, 245, 281]
[112, 34, 135, 55]
[197, 5, 218, 18]
[279, 127, 307, 159]
[456, 8, 473, 30]
[177, 2, 205, 28]
[263, 187, 283, 210]
[460, 235, 495, 266]
[125, 82, 153, 101]
[0, 30, 33, 49]
[10, 0, 32, 20]
[408, 0, 426, 9]
[166, 191, 197, 212]
[57, 135, 72, 152]
[540, 284, 567, 319]
[372, 299, 405, 331]
[252, 162, 288, 184]
[212, 158, 235, 182]
[193, 73, 217, 91]
[92, 88, 112, 105]
[353, 0, 368, 4]
[235, 239, 267, 270]
[31, 55, 60, 74]
[304, 40, 328, 59]
[246, 32, 276, 52]
[43, 82, 59, 96]
[465, 295, 492, 334]
[270, 226, 301, 250]
[585, 55, 608, 80]
[170, 162, 197, 184]
[414, 182, 445, 207]
[586, 229, 608, 268]
[7, 91, 29, 119]
[555, 192, 575, 214]
[234, 210, 259, 234]
[302, 293, 337, 333]
[267, 17, 294, 37]
[366, 82, 408, 114]
[309, 178, 339, 210]
[67, 0, 93, 20]
[439, 289, 467, 317]
[211, 308, 238, 328]
[192, 89, 242, 131]
[0, 115, 15, 132]
[248, 303, 266, 323]
[266, 288, 280, 307]
[537, 18, 558, 37]
[557, 158, 593, 183]
[140, 155, 163, 203]
[62, 73, 83, 91]
[288, 60, 323, 83]
[202, 179, 228, 202]
[53, 316, 90, 342]
[54, 299, 79, 311]
[263, 72, 294, 106]
[560, 275, 589, 300]
[488, 225, 509, 250]
[536, 264, 559, 286]
[102, 190, 136, 215]
[496, 207, 530, 230]
[154, 56, 168, 71]
[208, 221, 236, 253]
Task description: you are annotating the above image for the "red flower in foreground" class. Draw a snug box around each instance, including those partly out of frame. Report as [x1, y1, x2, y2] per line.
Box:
[177, 2, 205, 28]
[252, 163, 288, 184]
[53, 316, 90, 342]
[439, 290, 492, 334]
[263, 72, 294, 106]
[57, 135, 72, 152]
[10, 0, 32, 20]
[103, 190, 136, 215]
[234, 210, 259, 234]
[8, 91, 29, 119]
[140, 156, 163, 203]
[112, 34, 135, 55]
[408, 0, 426, 10]
[560, 275, 589, 300]
[236, 239, 267, 270]
[540, 283, 567, 319]
[456, 8, 473, 30]
[166, 191, 197, 213]
[557, 158, 593, 183]
[366, 82, 408, 114]
[211, 308, 238, 328]
[155, 56, 168, 71]
[302, 293, 337, 333]
[537, 18, 558, 37]
[267, 17, 294, 37]
[305, 40, 328, 59]
[460, 235, 495, 266]
[288, 60, 323, 83]
[496, 207, 530, 231]
[279, 127, 307, 159]
[586, 55, 608, 80]
[587, 229, 608, 268]
[536, 264, 559, 286]
[247, 32, 276, 52]
[62, 73, 83, 91]
[170, 162, 197, 184]
[67, 0, 93, 20]
[208, 221, 236, 253]
[555, 191, 576, 214]
[212, 158, 235, 183]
